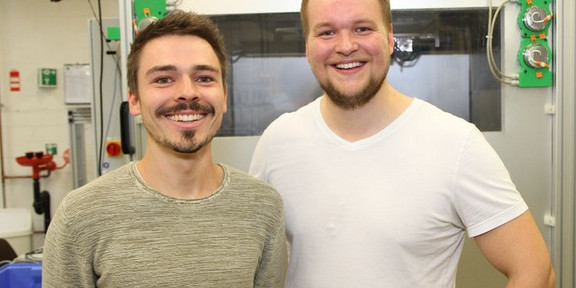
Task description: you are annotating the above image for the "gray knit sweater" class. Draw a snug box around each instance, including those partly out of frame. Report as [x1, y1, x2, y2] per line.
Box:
[42, 162, 287, 287]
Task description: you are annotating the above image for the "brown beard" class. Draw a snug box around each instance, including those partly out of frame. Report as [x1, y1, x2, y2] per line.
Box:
[152, 102, 218, 154]
[320, 73, 386, 110]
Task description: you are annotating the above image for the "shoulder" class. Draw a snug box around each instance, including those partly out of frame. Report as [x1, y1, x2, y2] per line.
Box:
[258, 98, 321, 150]
[417, 99, 473, 127]
[220, 165, 284, 230]
[264, 98, 319, 134]
[72, 163, 133, 193]
[223, 164, 283, 203]
[57, 163, 135, 215]
[224, 165, 280, 194]
[410, 99, 477, 137]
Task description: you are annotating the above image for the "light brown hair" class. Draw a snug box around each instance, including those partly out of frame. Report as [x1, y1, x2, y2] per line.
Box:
[127, 10, 229, 96]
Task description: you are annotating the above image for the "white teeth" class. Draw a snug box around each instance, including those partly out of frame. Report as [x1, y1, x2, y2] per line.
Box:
[336, 62, 362, 69]
[167, 114, 204, 122]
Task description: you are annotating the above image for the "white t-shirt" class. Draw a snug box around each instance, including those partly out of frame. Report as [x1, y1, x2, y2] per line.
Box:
[250, 97, 527, 288]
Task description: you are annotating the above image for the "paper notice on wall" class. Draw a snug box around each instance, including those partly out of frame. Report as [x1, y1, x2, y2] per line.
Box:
[64, 64, 91, 105]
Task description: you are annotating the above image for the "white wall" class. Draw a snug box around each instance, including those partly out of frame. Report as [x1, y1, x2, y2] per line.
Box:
[0, 0, 119, 240]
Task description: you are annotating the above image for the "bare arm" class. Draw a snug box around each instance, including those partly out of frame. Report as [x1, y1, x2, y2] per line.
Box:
[473, 210, 555, 288]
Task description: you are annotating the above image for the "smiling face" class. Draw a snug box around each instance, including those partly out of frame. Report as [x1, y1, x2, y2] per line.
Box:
[304, 0, 395, 110]
[128, 34, 227, 155]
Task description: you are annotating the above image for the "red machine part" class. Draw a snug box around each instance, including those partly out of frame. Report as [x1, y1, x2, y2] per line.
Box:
[106, 140, 123, 157]
[16, 152, 57, 179]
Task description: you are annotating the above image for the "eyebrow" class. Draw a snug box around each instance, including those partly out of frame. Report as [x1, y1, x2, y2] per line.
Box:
[312, 21, 332, 32]
[145, 64, 220, 77]
[194, 64, 220, 74]
[145, 65, 177, 76]
[312, 19, 377, 31]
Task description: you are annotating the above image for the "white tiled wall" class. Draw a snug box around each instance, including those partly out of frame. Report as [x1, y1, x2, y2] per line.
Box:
[0, 0, 119, 245]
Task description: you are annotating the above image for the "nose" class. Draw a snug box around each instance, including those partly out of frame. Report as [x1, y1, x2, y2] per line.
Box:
[176, 77, 200, 102]
[335, 32, 359, 55]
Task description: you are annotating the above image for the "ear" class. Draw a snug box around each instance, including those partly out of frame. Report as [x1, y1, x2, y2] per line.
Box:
[128, 91, 141, 116]
[305, 40, 311, 64]
[222, 85, 228, 114]
[388, 26, 395, 55]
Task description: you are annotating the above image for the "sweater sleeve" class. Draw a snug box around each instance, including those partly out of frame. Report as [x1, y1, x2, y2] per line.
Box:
[42, 197, 96, 288]
[253, 208, 288, 288]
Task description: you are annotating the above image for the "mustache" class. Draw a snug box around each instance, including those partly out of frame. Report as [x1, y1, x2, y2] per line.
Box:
[155, 102, 215, 117]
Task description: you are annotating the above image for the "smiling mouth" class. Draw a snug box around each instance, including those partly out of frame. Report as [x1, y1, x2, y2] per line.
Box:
[166, 114, 206, 122]
[159, 102, 214, 123]
[335, 62, 364, 70]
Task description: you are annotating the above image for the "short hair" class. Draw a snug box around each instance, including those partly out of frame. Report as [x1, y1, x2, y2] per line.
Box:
[127, 10, 229, 96]
[300, 0, 392, 39]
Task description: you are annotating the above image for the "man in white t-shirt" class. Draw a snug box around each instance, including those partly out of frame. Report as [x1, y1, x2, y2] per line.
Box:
[249, 0, 555, 287]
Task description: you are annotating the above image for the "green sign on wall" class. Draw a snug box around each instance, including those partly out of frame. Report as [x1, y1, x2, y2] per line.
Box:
[38, 68, 57, 88]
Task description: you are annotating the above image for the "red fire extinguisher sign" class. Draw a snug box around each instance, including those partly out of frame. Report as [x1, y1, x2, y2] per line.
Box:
[10, 70, 21, 92]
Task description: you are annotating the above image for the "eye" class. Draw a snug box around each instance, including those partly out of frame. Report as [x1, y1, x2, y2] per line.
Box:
[355, 26, 372, 34]
[197, 76, 216, 84]
[154, 77, 174, 84]
[316, 30, 335, 38]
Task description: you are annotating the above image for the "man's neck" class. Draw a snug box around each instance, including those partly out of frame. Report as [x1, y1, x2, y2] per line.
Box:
[321, 83, 413, 142]
[136, 143, 224, 199]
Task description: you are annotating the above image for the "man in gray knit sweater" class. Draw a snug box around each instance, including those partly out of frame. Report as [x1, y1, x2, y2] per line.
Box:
[43, 11, 287, 288]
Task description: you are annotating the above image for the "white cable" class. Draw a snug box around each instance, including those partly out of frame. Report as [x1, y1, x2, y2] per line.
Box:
[488, 0, 503, 76]
[165, 0, 182, 7]
[487, 0, 519, 85]
[494, 0, 519, 82]
[532, 13, 553, 24]
[492, 2, 518, 79]
[487, 1, 509, 84]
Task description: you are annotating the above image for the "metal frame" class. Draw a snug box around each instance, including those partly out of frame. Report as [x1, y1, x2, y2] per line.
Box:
[119, 0, 132, 103]
[67, 107, 92, 189]
[554, 0, 576, 287]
